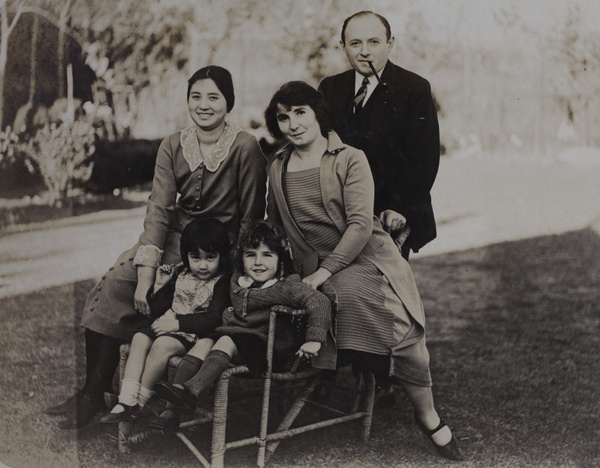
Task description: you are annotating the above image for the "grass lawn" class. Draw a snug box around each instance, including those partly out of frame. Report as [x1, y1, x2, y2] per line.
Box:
[1, 226, 599, 467]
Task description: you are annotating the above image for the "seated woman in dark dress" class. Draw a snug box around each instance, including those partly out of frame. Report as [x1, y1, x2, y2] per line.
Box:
[45, 66, 267, 429]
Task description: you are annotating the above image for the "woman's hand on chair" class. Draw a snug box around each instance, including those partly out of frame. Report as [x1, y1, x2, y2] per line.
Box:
[302, 268, 332, 290]
[379, 209, 406, 233]
[297, 341, 322, 359]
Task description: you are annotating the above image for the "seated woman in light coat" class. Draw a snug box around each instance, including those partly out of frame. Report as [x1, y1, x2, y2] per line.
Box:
[264, 81, 462, 461]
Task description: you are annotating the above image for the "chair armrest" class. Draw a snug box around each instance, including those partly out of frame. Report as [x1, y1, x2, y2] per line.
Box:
[270, 305, 308, 317]
[267, 306, 310, 374]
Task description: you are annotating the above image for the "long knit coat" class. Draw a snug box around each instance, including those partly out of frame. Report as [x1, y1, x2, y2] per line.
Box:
[267, 131, 426, 353]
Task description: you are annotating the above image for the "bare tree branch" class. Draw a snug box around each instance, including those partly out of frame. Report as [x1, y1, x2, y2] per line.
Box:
[19, 5, 85, 47]
[2, 0, 25, 38]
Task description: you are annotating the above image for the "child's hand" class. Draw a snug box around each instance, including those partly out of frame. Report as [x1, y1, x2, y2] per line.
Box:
[153, 263, 181, 293]
[151, 314, 179, 335]
[163, 309, 176, 320]
[296, 341, 322, 359]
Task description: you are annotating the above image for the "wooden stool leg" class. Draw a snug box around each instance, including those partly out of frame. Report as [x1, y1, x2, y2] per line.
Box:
[265, 374, 322, 463]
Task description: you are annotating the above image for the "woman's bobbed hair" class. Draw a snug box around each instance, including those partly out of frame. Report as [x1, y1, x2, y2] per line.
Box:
[264, 81, 329, 140]
[180, 218, 231, 274]
[187, 65, 235, 112]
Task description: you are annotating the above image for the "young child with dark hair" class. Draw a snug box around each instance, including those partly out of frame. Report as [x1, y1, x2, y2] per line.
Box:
[152, 220, 332, 424]
[99, 218, 231, 424]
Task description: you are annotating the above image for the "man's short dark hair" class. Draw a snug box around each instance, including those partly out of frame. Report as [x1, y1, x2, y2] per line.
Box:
[341, 11, 392, 44]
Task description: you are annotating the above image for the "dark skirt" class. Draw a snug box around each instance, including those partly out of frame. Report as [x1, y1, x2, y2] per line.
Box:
[338, 323, 432, 388]
[80, 231, 182, 341]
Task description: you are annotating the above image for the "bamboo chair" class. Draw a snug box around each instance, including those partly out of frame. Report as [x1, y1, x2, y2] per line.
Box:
[112, 305, 376, 468]
[112, 226, 409, 465]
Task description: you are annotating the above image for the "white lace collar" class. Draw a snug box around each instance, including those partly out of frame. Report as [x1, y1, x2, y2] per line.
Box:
[180, 121, 243, 172]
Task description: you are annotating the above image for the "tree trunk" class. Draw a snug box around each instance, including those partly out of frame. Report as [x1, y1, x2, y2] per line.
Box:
[0, 1, 9, 128]
[57, 19, 65, 99]
[0, 0, 24, 129]
[66, 63, 74, 123]
[0, 42, 5, 128]
[29, 14, 39, 105]
[57, 0, 73, 99]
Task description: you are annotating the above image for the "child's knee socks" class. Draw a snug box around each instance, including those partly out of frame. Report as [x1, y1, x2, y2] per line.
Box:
[183, 350, 231, 397]
[173, 355, 204, 385]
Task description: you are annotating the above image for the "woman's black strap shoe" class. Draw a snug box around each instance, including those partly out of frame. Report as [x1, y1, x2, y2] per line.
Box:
[415, 415, 463, 461]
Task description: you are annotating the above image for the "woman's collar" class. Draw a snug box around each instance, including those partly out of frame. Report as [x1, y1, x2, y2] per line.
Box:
[180, 121, 243, 172]
[275, 130, 346, 160]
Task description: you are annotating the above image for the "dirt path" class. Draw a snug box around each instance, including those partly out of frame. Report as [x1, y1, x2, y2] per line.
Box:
[0, 207, 144, 298]
[426, 155, 600, 255]
[1, 155, 599, 298]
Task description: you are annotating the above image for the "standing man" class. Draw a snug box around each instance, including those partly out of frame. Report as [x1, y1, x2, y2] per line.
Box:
[318, 11, 440, 260]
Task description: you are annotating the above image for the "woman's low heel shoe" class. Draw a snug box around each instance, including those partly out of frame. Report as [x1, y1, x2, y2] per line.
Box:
[99, 404, 139, 424]
[58, 394, 105, 429]
[45, 390, 83, 416]
[415, 415, 463, 461]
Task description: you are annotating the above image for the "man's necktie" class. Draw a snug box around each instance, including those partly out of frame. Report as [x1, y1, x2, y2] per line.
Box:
[353, 77, 370, 113]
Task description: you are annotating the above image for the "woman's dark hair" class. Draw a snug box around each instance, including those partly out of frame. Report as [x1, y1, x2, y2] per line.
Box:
[264, 81, 329, 140]
[180, 218, 231, 274]
[235, 220, 294, 278]
[187, 65, 235, 112]
[340, 11, 392, 44]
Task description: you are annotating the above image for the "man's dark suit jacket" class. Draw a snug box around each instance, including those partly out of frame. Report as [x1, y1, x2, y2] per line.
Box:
[318, 60, 440, 252]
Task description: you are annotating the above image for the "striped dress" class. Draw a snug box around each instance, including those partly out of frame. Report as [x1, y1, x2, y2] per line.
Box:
[284, 168, 411, 356]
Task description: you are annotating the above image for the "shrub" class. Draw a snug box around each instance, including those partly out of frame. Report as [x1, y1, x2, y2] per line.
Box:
[0, 126, 19, 164]
[18, 119, 96, 204]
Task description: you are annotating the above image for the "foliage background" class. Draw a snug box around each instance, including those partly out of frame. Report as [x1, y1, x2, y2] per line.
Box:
[2, 0, 600, 161]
